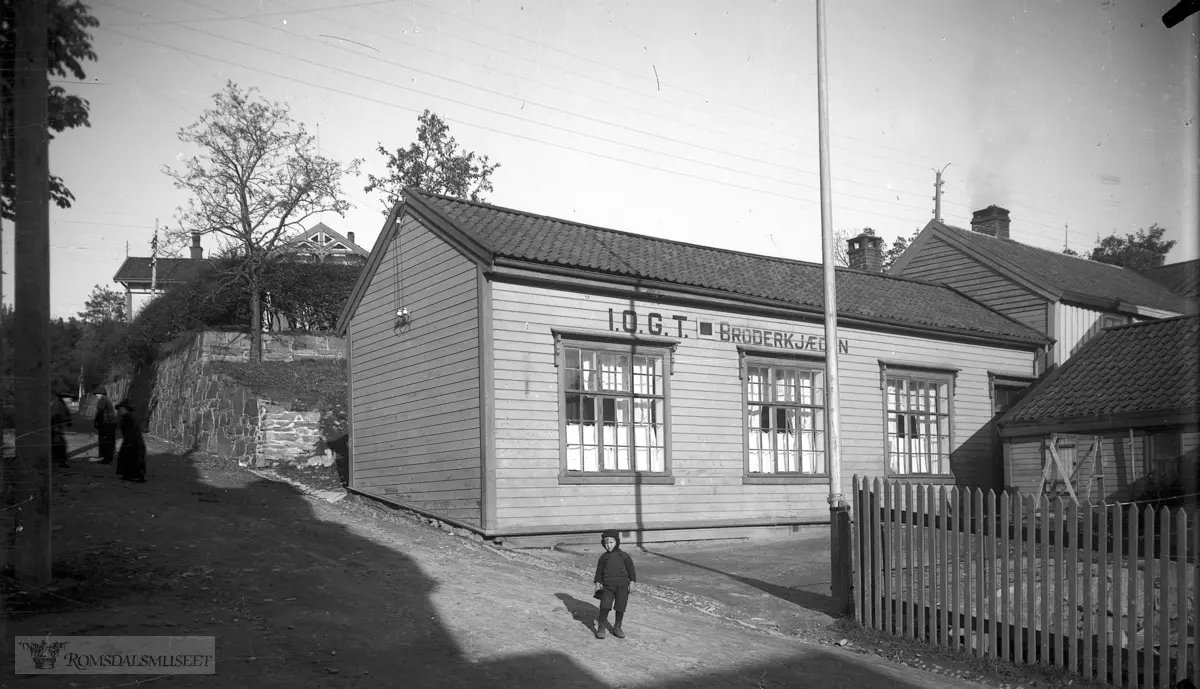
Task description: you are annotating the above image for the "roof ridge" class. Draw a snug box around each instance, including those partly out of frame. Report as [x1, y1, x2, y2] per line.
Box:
[939, 221, 1137, 271]
[1108, 313, 1198, 330]
[408, 189, 992, 292]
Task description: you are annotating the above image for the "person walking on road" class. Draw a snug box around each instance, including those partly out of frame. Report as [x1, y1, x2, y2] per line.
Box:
[593, 529, 637, 639]
[93, 387, 118, 464]
[50, 388, 73, 469]
[114, 398, 146, 483]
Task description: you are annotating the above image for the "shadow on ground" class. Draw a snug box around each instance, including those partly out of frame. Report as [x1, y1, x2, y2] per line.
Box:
[2, 431, 939, 688]
[640, 545, 840, 616]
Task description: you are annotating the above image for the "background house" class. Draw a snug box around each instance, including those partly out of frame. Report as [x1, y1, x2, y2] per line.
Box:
[888, 206, 1196, 373]
[998, 315, 1199, 503]
[275, 222, 368, 266]
[113, 232, 214, 317]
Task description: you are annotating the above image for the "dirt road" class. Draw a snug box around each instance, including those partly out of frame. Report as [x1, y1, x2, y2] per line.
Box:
[2, 435, 994, 688]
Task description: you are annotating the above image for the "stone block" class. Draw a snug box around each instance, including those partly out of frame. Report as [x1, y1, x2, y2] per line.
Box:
[216, 433, 233, 458]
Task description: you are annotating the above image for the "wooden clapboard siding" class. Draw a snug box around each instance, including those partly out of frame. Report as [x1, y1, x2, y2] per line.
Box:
[1054, 301, 1115, 365]
[1006, 430, 1153, 502]
[347, 213, 483, 526]
[895, 236, 1049, 333]
[488, 281, 1036, 531]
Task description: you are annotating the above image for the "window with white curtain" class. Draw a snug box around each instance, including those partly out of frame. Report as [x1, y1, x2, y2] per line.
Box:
[745, 360, 826, 475]
[562, 344, 667, 474]
[885, 373, 952, 475]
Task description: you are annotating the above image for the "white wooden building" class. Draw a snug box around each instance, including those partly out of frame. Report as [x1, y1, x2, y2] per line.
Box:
[336, 189, 1051, 543]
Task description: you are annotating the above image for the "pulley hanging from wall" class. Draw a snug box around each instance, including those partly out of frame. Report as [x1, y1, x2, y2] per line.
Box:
[391, 214, 411, 337]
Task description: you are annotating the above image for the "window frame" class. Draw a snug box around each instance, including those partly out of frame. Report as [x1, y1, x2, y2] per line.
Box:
[554, 330, 677, 485]
[739, 347, 830, 485]
[879, 361, 957, 479]
[1144, 429, 1182, 480]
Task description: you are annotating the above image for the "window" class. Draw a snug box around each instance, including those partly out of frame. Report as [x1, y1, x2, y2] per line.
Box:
[1146, 431, 1182, 479]
[562, 344, 667, 474]
[885, 374, 952, 475]
[745, 361, 825, 474]
[1102, 314, 1128, 329]
[1045, 435, 1078, 495]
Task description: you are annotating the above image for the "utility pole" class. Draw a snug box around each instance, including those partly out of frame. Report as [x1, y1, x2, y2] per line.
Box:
[10, 0, 52, 584]
[150, 218, 159, 296]
[815, 0, 851, 616]
[932, 163, 951, 222]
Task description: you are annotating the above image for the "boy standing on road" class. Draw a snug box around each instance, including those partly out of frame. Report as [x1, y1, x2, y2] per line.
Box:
[93, 388, 117, 464]
[593, 529, 636, 639]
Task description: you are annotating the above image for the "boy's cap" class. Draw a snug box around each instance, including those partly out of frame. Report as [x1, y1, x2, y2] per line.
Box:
[600, 529, 621, 547]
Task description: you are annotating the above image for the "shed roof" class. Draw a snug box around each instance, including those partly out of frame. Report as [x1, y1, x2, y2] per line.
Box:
[1000, 315, 1200, 426]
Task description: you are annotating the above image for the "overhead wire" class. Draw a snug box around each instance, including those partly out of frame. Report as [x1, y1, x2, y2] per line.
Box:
[222, 0, 1108, 242]
[94, 24, 949, 229]
[91, 2, 1119, 249]
[393, 0, 1129, 208]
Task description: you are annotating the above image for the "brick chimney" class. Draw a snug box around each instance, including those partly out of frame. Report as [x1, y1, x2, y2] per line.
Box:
[970, 205, 1011, 239]
[190, 232, 203, 260]
[847, 230, 884, 272]
[347, 231, 356, 245]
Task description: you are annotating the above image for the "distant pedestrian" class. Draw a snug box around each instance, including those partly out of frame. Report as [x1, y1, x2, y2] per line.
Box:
[114, 398, 146, 483]
[592, 529, 637, 639]
[50, 389, 72, 468]
[93, 387, 117, 464]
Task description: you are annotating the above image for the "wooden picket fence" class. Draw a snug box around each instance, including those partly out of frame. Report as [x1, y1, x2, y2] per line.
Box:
[853, 476, 1200, 689]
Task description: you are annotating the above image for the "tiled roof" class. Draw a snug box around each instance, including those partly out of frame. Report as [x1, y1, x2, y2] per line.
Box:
[1001, 315, 1200, 425]
[405, 189, 1049, 345]
[933, 222, 1195, 313]
[112, 257, 216, 285]
[1145, 259, 1200, 298]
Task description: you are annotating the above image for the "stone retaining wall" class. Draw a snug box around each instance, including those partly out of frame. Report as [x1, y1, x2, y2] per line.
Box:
[134, 331, 343, 468]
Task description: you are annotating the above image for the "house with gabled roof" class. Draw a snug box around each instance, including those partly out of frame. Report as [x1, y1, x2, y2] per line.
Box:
[114, 223, 368, 320]
[334, 188, 1052, 544]
[998, 315, 1199, 502]
[889, 206, 1196, 372]
[275, 222, 368, 265]
[113, 232, 217, 317]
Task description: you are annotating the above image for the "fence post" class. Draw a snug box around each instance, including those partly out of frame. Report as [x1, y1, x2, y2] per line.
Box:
[831, 498, 854, 617]
[1176, 509, 1188, 687]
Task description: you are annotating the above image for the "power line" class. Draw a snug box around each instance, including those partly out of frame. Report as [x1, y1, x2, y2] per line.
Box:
[379, 0, 1139, 211]
[207, 0, 1112, 242]
[97, 25, 943, 229]
[93, 9, 1118, 250]
[171, 0, 947, 215]
[101, 0, 405, 27]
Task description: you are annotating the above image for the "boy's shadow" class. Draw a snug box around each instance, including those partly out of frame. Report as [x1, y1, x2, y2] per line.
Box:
[555, 593, 601, 634]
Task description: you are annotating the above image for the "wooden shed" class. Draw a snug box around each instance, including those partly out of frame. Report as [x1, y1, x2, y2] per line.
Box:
[336, 189, 1051, 544]
[999, 315, 1200, 503]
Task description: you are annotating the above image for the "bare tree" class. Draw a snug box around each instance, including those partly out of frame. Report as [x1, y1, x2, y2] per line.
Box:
[164, 80, 360, 363]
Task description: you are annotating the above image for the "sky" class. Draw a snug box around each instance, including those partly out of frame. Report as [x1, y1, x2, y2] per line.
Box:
[4, 0, 1198, 318]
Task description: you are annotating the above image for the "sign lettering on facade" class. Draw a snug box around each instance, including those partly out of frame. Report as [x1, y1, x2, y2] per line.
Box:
[605, 308, 850, 353]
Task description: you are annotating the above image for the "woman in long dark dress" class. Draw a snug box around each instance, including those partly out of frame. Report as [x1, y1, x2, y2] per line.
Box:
[114, 399, 146, 483]
[50, 391, 72, 468]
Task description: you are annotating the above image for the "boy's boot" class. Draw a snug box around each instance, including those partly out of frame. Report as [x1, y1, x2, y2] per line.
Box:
[595, 612, 608, 639]
[612, 611, 625, 638]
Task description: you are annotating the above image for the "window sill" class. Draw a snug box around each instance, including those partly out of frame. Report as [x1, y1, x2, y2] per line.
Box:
[559, 474, 676, 485]
[743, 475, 830, 485]
[886, 475, 956, 484]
